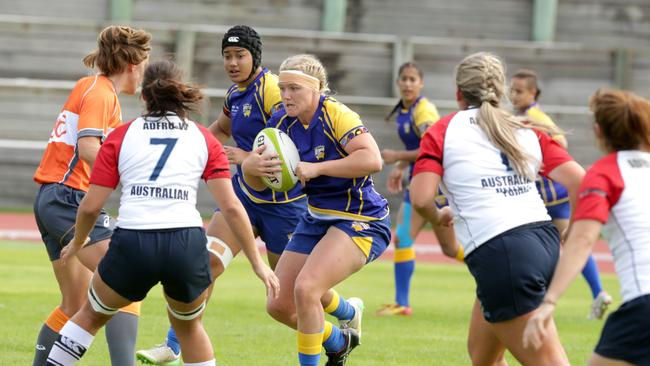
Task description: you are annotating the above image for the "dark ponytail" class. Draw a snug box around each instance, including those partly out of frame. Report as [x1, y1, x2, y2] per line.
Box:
[141, 60, 203, 120]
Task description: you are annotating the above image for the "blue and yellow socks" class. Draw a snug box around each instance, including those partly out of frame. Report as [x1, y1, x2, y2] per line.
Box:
[297, 321, 348, 365]
[297, 330, 323, 366]
[394, 247, 415, 307]
[394, 203, 416, 308]
[582, 254, 603, 299]
[323, 290, 356, 322]
[322, 321, 345, 353]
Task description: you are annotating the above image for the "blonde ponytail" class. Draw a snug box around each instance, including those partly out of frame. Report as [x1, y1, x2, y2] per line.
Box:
[456, 52, 560, 179]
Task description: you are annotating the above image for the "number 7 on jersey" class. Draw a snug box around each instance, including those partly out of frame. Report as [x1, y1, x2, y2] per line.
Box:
[149, 138, 178, 181]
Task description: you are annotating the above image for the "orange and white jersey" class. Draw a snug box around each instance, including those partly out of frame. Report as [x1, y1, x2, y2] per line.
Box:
[33, 75, 121, 191]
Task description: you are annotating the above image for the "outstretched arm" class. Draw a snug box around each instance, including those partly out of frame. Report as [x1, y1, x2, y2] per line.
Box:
[206, 177, 279, 299]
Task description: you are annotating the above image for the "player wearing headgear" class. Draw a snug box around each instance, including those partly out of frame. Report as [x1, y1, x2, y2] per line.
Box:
[31, 25, 151, 366]
[45, 59, 279, 366]
[411, 52, 586, 365]
[136, 27, 357, 365]
[510, 69, 611, 320]
[524, 88, 650, 366]
[377, 61, 463, 317]
[242, 54, 390, 366]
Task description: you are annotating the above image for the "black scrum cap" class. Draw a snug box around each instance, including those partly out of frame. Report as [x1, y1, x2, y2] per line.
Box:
[222, 25, 262, 75]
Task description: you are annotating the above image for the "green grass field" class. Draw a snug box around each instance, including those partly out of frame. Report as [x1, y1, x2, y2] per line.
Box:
[0, 240, 619, 365]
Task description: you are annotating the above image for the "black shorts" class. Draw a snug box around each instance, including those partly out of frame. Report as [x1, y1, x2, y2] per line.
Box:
[595, 294, 650, 365]
[465, 221, 560, 323]
[33, 183, 114, 261]
[98, 227, 212, 303]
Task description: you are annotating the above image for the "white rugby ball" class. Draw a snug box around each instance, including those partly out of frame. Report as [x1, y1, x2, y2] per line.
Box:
[253, 127, 300, 192]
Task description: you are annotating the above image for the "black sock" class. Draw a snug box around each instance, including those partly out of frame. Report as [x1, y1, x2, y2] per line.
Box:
[105, 312, 138, 366]
[32, 324, 60, 366]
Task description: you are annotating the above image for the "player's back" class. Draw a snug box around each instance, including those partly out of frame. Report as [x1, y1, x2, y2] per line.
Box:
[428, 109, 556, 253]
[94, 114, 224, 230]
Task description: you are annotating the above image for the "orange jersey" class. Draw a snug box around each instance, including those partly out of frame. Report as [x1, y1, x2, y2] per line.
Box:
[33, 75, 122, 191]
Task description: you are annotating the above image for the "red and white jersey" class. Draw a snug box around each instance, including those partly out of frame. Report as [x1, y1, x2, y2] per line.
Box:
[574, 151, 650, 303]
[90, 114, 230, 230]
[413, 108, 572, 255]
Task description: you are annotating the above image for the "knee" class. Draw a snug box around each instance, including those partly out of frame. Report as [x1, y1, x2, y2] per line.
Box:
[266, 297, 291, 322]
[266, 290, 296, 327]
[467, 346, 506, 366]
[467, 338, 485, 366]
[294, 277, 321, 308]
[209, 255, 226, 279]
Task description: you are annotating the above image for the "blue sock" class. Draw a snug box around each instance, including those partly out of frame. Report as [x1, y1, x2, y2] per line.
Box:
[166, 327, 181, 355]
[323, 322, 346, 353]
[394, 206, 415, 307]
[395, 259, 415, 306]
[582, 254, 603, 298]
[298, 353, 320, 366]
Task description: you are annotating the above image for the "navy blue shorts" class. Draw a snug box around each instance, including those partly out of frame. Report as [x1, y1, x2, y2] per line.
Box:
[285, 213, 391, 263]
[595, 294, 650, 365]
[464, 221, 560, 323]
[33, 183, 114, 261]
[223, 176, 307, 254]
[545, 201, 570, 220]
[98, 227, 211, 303]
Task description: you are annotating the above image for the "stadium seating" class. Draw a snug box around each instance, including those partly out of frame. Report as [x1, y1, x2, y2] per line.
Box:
[1, 0, 649, 211]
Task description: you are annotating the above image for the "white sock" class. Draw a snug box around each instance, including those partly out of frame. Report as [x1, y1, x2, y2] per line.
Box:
[46, 321, 95, 366]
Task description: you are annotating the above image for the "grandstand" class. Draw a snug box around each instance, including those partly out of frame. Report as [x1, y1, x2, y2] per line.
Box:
[1, 0, 649, 214]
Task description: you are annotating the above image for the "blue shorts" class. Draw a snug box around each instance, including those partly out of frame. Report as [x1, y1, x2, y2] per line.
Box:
[225, 176, 307, 254]
[285, 213, 391, 263]
[464, 221, 560, 323]
[33, 183, 114, 261]
[595, 294, 650, 365]
[545, 201, 570, 220]
[98, 227, 211, 303]
[403, 188, 448, 208]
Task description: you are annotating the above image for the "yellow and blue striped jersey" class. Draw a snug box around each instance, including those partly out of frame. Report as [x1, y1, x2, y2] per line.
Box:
[523, 103, 569, 206]
[269, 96, 389, 221]
[224, 68, 304, 203]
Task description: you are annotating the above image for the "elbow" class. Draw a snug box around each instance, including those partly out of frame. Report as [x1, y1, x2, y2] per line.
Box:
[78, 150, 93, 166]
[366, 154, 383, 174]
[220, 202, 243, 219]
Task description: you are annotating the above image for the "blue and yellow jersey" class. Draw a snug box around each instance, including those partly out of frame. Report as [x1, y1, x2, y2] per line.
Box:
[395, 96, 439, 179]
[223, 68, 304, 203]
[393, 96, 446, 206]
[268, 95, 389, 221]
[523, 103, 569, 207]
[396, 96, 439, 151]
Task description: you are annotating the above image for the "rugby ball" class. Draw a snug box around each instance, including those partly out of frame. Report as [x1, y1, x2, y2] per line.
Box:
[253, 127, 300, 192]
